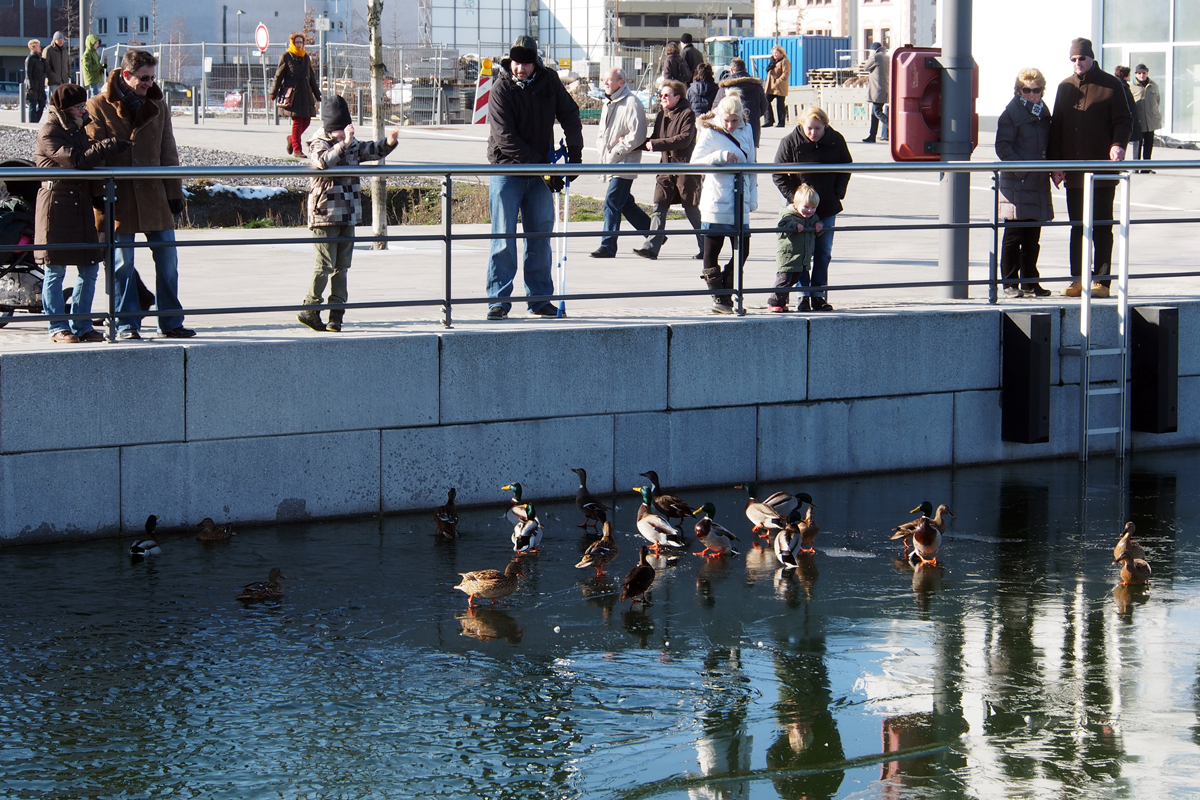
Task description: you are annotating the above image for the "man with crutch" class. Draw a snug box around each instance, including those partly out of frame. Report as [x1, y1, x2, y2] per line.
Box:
[484, 35, 583, 321]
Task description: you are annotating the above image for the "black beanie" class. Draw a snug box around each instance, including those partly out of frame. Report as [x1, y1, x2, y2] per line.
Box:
[509, 34, 538, 64]
[1069, 38, 1095, 59]
[51, 83, 88, 110]
[321, 94, 351, 131]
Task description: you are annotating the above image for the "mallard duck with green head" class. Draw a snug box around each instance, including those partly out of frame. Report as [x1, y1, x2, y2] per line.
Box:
[511, 504, 543, 555]
[501, 483, 533, 526]
[455, 561, 522, 607]
[891, 501, 954, 554]
[693, 503, 740, 558]
[638, 470, 696, 526]
[634, 486, 686, 552]
[735, 483, 787, 538]
[761, 489, 816, 518]
[129, 514, 161, 559]
[575, 520, 619, 576]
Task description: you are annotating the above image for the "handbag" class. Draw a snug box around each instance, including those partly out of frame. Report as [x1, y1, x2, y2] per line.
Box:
[276, 87, 295, 109]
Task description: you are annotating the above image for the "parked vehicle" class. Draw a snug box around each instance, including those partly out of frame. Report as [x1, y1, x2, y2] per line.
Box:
[0, 81, 22, 105]
[159, 80, 193, 106]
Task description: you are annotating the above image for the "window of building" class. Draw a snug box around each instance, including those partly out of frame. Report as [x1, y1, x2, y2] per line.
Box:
[619, 14, 641, 26]
[881, 27, 891, 47]
[863, 29, 874, 51]
[139, 15, 149, 33]
[643, 15, 668, 27]
[118, 16, 129, 34]
[96, 17, 108, 34]
[1178, 0, 1200, 40]
[1103, 0, 1168, 43]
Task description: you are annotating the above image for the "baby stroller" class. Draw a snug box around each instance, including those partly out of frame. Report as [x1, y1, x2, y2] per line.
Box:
[0, 159, 42, 328]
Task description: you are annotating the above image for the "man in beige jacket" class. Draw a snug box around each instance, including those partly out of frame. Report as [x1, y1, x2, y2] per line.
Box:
[591, 68, 650, 258]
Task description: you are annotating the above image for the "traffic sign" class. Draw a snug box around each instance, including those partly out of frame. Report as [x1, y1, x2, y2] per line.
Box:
[254, 23, 269, 53]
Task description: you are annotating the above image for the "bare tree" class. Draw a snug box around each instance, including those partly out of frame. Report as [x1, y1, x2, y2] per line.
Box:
[368, 0, 387, 250]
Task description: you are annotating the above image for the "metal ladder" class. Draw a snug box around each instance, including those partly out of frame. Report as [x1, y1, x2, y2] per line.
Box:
[1061, 172, 1132, 462]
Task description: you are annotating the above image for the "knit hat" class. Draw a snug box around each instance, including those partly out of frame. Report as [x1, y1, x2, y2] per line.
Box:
[321, 94, 351, 131]
[1135, 63, 1148, 72]
[1069, 38, 1094, 59]
[52, 30, 64, 42]
[871, 42, 882, 51]
[681, 33, 693, 44]
[509, 35, 538, 64]
[51, 83, 88, 110]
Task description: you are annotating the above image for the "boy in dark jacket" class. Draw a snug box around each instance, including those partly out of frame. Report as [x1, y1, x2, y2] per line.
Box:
[768, 184, 824, 312]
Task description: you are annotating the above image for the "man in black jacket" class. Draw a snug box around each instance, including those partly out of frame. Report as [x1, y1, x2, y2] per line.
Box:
[680, 33, 704, 81]
[485, 35, 583, 320]
[25, 40, 47, 123]
[713, 59, 766, 147]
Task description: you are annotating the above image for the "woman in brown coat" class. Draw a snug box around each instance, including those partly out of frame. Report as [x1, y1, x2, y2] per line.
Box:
[34, 84, 130, 342]
[633, 80, 703, 260]
[271, 33, 322, 157]
[764, 45, 791, 127]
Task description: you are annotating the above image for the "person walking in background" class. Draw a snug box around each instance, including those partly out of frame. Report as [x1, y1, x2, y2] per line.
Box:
[1114, 66, 1141, 164]
[34, 84, 131, 343]
[271, 33, 322, 157]
[773, 106, 852, 311]
[861, 42, 889, 143]
[714, 58, 766, 148]
[484, 35, 583, 320]
[24, 40, 47, 123]
[1131, 64, 1162, 164]
[680, 33, 704, 79]
[298, 96, 399, 333]
[633, 80, 703, 261]
[82, 35, 105, 97]
[87, 49, 193, 340]
[996, 68, 1054, 298]
[1047, 37, 1132, 299]
[591, 67, 649, 259]
[763, 45, 791, 128]
[661, 43, 691, 86]
[44, 31, 69, 96]
[691, 94, 757, 314]
[768, 184, 824, 312]
[688, 63, 718, 116]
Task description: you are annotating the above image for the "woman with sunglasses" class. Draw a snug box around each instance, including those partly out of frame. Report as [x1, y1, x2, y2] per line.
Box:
[995, 68, 1054, 298]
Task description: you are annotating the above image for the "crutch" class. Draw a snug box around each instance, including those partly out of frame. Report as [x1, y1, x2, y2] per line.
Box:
[549, 139, 570, 318]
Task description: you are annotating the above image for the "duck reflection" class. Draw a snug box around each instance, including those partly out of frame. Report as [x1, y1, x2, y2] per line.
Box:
[880, 712, 940, 789]
[1112, 584, 1149, 617]
[772, 553, 817, 607]
[691, 647, 753, 799]
[455, 608, 523, 644]
[622, 607, 654, 647]
[579, 574, 619, 622]
[765, 642, 845, 800]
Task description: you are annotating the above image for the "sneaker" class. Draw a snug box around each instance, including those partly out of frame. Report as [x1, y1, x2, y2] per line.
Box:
[326, 318, 343, 333]
[1063, 281, 1083, 297]
[1091, 283, 1110, 298]
[797, 297, 811, 312]
[692, 252, 704, 260]
[711, 300, 735, 315]
[530, 304, 558, 317]
[632, 247, 657, 261]
[810, 297, 834, 312]
[486, 306, 509, 321]
[77, 330, 105, 342]
[117, 329, 142, 340]
[297, 310, 326, 331]
[862, 137, 876, 143]
[160, 326, 197, 339]
[589, 247, 615, 259]
[1025, 284, 1052, 298]
[1003, 286, 1023, 298]
[51, 330, 80, 343]
[768, 305, 788, 313]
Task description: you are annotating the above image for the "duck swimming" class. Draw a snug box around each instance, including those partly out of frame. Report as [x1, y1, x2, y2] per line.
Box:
[196, 517, 235, 542]
[129, 515, 161, 558]
[434, 488, 459, 540]
[237, 568, 286, 602]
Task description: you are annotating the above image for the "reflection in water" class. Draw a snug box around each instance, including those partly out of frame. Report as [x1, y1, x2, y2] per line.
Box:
[457, 608, 524, 643]
[692, 648, 753, 800]
[766, 633, 845, 800]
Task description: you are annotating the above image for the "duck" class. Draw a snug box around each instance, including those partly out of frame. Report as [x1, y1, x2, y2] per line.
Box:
[1115, 551, 1151, 587]
[570, 467, 608, 531]
[129, 514, 161, 558]
[773, 520, 803, 569]
[237, 568, 286, 602]
[1112, 521, 1145, 563]
[692, 503, 740, 558]
[511, 503, 543, 556]
[196, 517, 235, 542]
[575, 519, 619, 576]
[434, 488, 459, 539]
[501, 482, 534, 526]
[633, 486, 686, 552]
[793, 505, 820, 554]
[891, 501, 954, 553]
[910, 516, 943, 566]
[621, 546, 657, 606]
[455, 561, 522, 607]
[734, 483, 787, 538]
[638, 470, 695, 525]
[760, 489, 816, 518]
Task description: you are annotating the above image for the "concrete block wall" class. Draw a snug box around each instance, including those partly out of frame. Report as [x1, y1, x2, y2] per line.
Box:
[2, 301, 1197, 545]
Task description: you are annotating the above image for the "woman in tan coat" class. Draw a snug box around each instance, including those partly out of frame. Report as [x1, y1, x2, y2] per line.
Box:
[34, 84, 130, 342]
[764, 45, 791, 128]
[271, 33, 322, 157]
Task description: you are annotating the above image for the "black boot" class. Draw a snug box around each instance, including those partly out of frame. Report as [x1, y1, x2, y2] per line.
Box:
[327, 309, 345, 332]
[702, 265, 733, 314]
[297, 307, 326, 331]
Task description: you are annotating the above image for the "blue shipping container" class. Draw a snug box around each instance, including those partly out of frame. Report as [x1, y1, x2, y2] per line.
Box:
[737, 35, 851, 86]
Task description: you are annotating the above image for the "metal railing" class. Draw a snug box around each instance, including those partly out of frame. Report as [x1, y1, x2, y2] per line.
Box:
[2, 159, 1198, 338]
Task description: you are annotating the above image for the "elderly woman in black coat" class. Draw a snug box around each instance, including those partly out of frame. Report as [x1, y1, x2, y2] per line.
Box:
[271, 32, 322, 157]
[996, 67, 1054, 298]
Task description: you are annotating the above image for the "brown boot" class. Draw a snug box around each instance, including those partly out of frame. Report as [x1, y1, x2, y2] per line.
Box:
[1090, 283, 1110, 298]
[1063, 281, 1083, 297]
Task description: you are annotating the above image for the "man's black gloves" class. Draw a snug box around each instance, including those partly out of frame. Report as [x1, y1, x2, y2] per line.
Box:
[169, 199, 185, 215]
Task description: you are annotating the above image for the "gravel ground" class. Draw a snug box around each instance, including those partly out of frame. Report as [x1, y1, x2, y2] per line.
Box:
[0, 126, 432, 190]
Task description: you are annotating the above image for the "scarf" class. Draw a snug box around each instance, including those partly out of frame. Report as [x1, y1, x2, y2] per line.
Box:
[1019, 96, 1044, 118]
[1136, 77, 1149, 86]
[118, 78, 145, 116]
[288, 39, 306, 57]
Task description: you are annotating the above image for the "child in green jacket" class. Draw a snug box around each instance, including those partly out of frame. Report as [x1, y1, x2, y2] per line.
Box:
[768, 184, 824, 312]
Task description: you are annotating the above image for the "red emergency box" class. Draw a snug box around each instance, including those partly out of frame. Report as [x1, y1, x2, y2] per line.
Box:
[889, 46, 979, 162]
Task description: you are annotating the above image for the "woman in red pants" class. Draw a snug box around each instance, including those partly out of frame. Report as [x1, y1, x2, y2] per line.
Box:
[270, 32, 322, 157]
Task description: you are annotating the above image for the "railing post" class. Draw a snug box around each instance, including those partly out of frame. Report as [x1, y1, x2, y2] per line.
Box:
[242, 82, 249, 125]
[989, 170, 999, 304]
[733, 169, 745, 316]
[357, 88, 365, 126]
[104, 177, 117, 342]
[441, 174, 453, 328]
[192, 87, 199, 125]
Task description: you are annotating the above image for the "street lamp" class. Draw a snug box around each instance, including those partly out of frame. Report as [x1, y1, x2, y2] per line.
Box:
[236, 9, 245, 89]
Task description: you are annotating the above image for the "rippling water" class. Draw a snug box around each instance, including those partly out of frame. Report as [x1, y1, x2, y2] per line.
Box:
[3, 452, 1200, 799]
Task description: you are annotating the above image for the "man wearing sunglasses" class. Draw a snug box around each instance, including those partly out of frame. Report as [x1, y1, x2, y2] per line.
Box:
[1046, 37, 1133, 299]
[87, 49, 193, 339]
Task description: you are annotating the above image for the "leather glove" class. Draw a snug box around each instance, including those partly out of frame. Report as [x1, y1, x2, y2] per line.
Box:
[92, 195, 107, 210]
[545, 175, 565, 193]
[566, 151, 582, 184]
[113, 138, 133, 152]
[169, 199, 185, 215]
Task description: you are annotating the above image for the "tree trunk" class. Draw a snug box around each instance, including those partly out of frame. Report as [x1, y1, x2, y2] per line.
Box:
[368, 0, 388, 250]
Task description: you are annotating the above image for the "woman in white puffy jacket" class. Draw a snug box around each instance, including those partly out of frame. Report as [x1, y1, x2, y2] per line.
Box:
[691, 94, 758, 313]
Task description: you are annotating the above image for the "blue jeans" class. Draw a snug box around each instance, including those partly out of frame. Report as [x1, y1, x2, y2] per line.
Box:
[799, 215, 835, 298]
[86, 83, 103, 97]
[113, 229, 183, 332]
[42, 264, 99, 336]
[599, 177, 651, 253]
[486, 175, 556, 313]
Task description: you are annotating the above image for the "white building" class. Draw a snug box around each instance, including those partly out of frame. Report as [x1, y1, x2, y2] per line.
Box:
[751, 0, 936, 50]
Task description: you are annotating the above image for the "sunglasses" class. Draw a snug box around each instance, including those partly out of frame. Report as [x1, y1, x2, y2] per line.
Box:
[1020, 87, 1042, 95]
[126, 73, 155, 83]
[1069, 56, 1090, 63]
